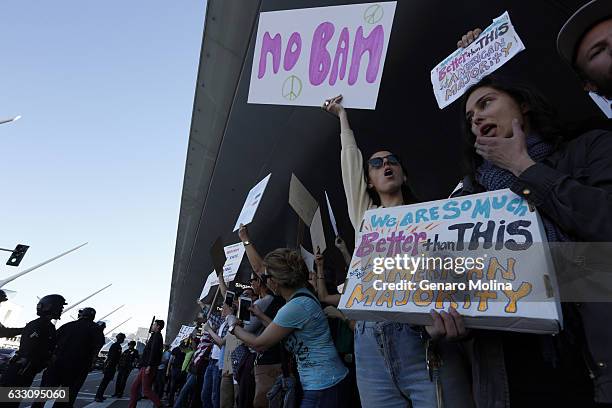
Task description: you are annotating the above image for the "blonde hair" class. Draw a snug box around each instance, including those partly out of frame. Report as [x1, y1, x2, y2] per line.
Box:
[263, 248, 309, 289]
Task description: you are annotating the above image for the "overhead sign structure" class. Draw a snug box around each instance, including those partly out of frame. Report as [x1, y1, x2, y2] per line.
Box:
[200, 242, 247, 299]
[339, 189, 562, 334]
[248, 2, 397, 109]
[233, 174, 272, 231]
[431, 11, 526, 109]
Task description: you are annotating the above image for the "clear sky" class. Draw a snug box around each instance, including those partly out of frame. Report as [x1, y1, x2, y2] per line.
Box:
[0, 0, 206, 335]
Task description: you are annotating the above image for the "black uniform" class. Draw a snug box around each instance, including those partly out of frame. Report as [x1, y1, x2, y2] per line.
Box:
[114, 347, 140, 397]
[0, 322, 23, 338]
[36, 318, 105, 407]
[94, 340, 123, 400]
[0, 317, 56, 408]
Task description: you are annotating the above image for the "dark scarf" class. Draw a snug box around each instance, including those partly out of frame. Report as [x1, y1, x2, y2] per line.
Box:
[475, 134, 569, 242]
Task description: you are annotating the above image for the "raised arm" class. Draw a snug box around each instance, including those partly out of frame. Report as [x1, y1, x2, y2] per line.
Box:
[323, 95, 372, 231]
[239, 224, 264, 277]
[314, 253, 341, 307]
[334, 236, 352, 266]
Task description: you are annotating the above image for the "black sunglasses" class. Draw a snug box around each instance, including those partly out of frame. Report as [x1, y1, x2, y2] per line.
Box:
[368, 154, 400, 169]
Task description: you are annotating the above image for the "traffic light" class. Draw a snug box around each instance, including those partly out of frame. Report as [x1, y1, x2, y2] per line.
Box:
[6, 244, 29, 267]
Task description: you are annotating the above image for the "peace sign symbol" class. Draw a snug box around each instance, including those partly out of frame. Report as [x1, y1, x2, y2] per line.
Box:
[282, 75, 302, 101]
[364, 4, 384, 24]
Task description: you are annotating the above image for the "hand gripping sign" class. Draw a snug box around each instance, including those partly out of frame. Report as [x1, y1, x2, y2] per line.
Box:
[431, 11, 526, 109]
[338, 189, 562, 334]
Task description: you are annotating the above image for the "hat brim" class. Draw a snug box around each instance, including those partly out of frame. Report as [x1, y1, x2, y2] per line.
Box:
[557, 0, 612, 66]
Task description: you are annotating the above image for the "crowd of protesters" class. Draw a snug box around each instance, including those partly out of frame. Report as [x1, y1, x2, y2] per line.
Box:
[0, 1, 609, 408]
[161, 2, 611, 407]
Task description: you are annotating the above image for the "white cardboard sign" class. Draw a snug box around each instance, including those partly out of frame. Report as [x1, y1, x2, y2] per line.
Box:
[200, 242, 246, 299]
[339, 189, 562, 334]
[248, 2, 397, 109]
[233, 174, 272, 232]
[431, 11, 526, 109]
[170, 325, 196, 349]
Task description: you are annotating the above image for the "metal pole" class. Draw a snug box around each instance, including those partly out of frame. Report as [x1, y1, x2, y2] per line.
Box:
[0, 243, 88, 288]
[62, 283, 112, 314]
[99, 304, 125, 321]
[105, 317, 132, 336]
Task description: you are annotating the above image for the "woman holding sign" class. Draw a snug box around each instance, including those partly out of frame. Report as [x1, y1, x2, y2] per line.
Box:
[323, 96, 473, 408]
[226, 248, 349, 408]
[449, 73, 612, 407]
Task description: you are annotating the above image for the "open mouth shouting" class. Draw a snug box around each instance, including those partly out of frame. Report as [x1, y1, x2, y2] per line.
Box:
[384, 167, 394, 177]
[479, 123, 497, 137]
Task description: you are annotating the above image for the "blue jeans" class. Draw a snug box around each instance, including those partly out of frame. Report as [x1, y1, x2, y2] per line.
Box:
[173, 373, 197, 408]
[354, 321, 436, 408]
[301, 376, 347, 408]
[202, 360, 221, 408]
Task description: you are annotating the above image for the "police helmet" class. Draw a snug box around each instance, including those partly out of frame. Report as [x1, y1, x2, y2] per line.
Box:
[37, 294, 67, 319]
[78, 307, 96, 320]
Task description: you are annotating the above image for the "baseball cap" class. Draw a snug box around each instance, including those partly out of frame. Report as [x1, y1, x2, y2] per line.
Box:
[557, 0, 612, 66]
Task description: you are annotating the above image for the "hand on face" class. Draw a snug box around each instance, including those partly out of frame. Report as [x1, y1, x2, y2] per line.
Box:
[474, 119, 535, 176]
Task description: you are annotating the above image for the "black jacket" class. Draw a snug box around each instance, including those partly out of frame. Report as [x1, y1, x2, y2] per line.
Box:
[140, 331, 163, 368]
[118, 348, 139, 369]
[104, 342, 123, 371]
[51, 319, 105, 371]
[455, 128, 612, 405]
[15, 317, 56, 372]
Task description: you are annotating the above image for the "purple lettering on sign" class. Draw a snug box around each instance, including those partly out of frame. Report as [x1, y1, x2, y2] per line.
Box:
[329, 27, 349, 86]
[309, 22, 335, 86]
[349, 25, 384, 85]
[258, 32, 282, 79]
[284, 32, 302, 71]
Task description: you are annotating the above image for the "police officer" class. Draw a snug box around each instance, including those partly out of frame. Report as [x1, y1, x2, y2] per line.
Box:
[94, 332, 126, 402]
[0, 294, 66, 408]
[34, 306, 105, 407]
[113, 340, 140, 398]
[0, 289, 24, 338]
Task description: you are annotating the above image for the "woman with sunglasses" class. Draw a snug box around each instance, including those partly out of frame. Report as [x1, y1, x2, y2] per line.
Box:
[226, 248, 349, 408]
[322, 95, 471, 408]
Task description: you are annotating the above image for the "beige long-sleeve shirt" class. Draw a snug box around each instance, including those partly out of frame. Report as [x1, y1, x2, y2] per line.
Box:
[340, 128, 375, 231]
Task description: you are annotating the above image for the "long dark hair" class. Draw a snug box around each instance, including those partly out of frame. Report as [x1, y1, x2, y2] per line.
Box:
[459, 75, 566, 176]
[362, 151, 419, 206]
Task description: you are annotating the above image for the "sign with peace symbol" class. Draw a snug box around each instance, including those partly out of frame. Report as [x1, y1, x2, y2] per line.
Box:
[282, 75, 303, 101]
[247, 2, 397, 109]
[364, 4, 384, 24]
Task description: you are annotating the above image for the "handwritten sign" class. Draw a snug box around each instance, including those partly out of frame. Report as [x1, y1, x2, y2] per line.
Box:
[200, 242, 246, 299]
[248, 2, 397, 109]
[338, 189, 562, 334]
[233, 174, 272, 232]
[170, 325, 196, 349]
[431, 11, 526, 109]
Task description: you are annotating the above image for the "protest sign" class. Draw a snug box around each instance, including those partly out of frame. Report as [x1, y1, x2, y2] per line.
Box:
[325, 191, 339, 237]
[431, 11, 526, 109]
[338, 189, 562, 334]
[310, 207, 327, 254]
[248, 2, 397, 109]
[300, 246, 316, 273]
[170, 325, 196, 349]
[200, 242, 246, 299]
[233, 174, 272, 231]
[289, 174, 318, 226]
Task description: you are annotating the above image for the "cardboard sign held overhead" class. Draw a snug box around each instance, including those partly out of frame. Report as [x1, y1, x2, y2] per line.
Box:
[300, 246, 316, 273]
[210, 237, 227, 276]
[310, 207, 327, 254]
[201, 242, 247, 299]
[289, 174, 318, 227]
[248, 2, 398, 109]
[233, 174, 272, 232]
[431, 11, 526, 109]
[325, 191, 339, 237]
